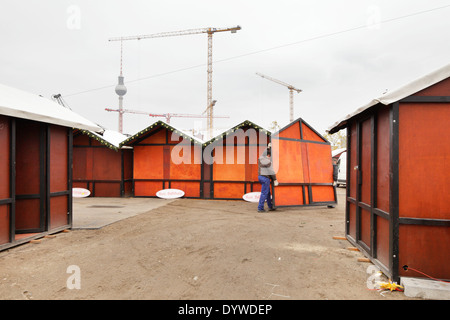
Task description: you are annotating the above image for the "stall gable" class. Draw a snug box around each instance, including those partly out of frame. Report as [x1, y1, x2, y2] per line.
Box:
[271, 118, 336, 207]
[121, 121, 203, 198]
[203, 120, 271, 200]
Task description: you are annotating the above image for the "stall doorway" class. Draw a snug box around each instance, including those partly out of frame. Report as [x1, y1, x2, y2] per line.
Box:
[14, 119, 47, 235]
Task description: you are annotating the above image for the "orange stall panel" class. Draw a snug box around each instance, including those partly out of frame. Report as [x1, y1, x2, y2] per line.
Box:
[49, 125, 70, 229]
[73, 129, 131, 197]
[399, 224, 450, 280]
[204, 121, 270, 200]
[121, 121, 203, 198]
[15, 119, 43, 233]
[398, 103, 450, 219]
[272, 118, 336, 207]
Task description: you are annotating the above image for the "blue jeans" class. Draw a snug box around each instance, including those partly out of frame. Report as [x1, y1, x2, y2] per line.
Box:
[258, 175, 273, 211]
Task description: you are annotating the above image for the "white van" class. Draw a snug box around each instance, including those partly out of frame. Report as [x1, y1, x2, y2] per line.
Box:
[337, 151, 347, 187]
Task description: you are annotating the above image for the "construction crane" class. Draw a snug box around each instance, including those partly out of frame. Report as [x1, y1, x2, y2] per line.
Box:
[256, 72, 302, 122]
[108, 26, 241, 138]
[203, 99, 217, 138]
[105, 107, 229, 125]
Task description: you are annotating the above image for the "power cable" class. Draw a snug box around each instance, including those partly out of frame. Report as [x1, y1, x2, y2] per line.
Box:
[63, 4, 450, 98]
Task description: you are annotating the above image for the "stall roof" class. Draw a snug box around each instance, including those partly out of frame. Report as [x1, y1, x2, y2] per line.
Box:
[272, 117, 328, 143]
[0, 83, 101, 132]
[76, 128, 130, 150]
[204, 120, 271, 147]
[332, 148, 346, 157]
[120, 120, 205, 147]
[328, 63, 450, 134]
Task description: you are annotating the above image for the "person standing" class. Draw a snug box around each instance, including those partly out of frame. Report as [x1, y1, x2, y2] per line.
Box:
[332, 157, 339, 186]
[257, 144, 278, 212]
[328, 157, 339, 209]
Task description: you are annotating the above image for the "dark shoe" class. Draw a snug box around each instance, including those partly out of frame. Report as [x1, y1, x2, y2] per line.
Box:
[257, 209, 265, 213]
[268, 207, 277, 211]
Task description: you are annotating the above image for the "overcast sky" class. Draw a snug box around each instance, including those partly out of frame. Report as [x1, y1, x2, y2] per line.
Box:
[1, 0, 450, 138]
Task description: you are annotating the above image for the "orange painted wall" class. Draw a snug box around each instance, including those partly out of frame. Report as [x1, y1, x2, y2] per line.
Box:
[209, 127, 269, 200]
[15, 120, 41, 230]
[73, 132, 129, 197]
[399, 103, 450, 219]
[49, 125, 69, 229]
[132, 127, 202, 198]
[399, 224, 450, 280]
[272, 119, 335, 207]
[397, 102, 450, 279]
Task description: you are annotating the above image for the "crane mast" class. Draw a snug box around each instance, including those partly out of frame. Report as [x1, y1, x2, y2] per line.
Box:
[109, 26, 241, 138]
[256, 72, 302, 122]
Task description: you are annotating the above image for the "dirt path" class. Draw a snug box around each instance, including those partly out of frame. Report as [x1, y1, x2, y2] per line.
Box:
[0, 189, 414, 300]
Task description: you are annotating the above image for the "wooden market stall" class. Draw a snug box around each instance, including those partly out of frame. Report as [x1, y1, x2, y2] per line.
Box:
[0, 83, 101, 251]
[328, 63, 450, 282]
[120, 120, 204, 198]
[271, 118, 336, 207]
[202, 120, 270, 200]
[73, 129, 132, 197]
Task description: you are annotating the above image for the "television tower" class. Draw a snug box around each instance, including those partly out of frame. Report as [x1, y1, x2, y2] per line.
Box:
[115, 40, 127, 133]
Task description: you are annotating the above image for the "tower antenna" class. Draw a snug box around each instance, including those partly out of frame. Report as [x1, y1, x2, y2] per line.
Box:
[115, 39, 127, 133]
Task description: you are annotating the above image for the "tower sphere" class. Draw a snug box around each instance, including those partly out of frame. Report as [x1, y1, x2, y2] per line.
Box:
[115, 75, 127, 96]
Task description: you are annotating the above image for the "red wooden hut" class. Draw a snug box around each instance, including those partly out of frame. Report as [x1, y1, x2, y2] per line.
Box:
[0, 83, 100, 251]
[328, 63, 450, 282]
[120, 120, 204, 198]
[271, 118, 336, 207]
[202, 120, 270, 200]
[73, 129, 133, 197]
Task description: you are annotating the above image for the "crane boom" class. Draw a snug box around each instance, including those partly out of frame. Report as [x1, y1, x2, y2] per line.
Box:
[256, 72, 302, 122]
[108, 26, 241, 42]
[109, 26, 241, 138]
[256, 72, 301, 92]
[105, 108, 229, 124]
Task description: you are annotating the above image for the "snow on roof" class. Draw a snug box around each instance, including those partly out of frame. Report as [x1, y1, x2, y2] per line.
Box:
[169, 121, 205, 145]
[328, 63, 450, 134]
[121, 119, 273, 147]
[0, 83, 101, 132]
[80, 129, 130, 150]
